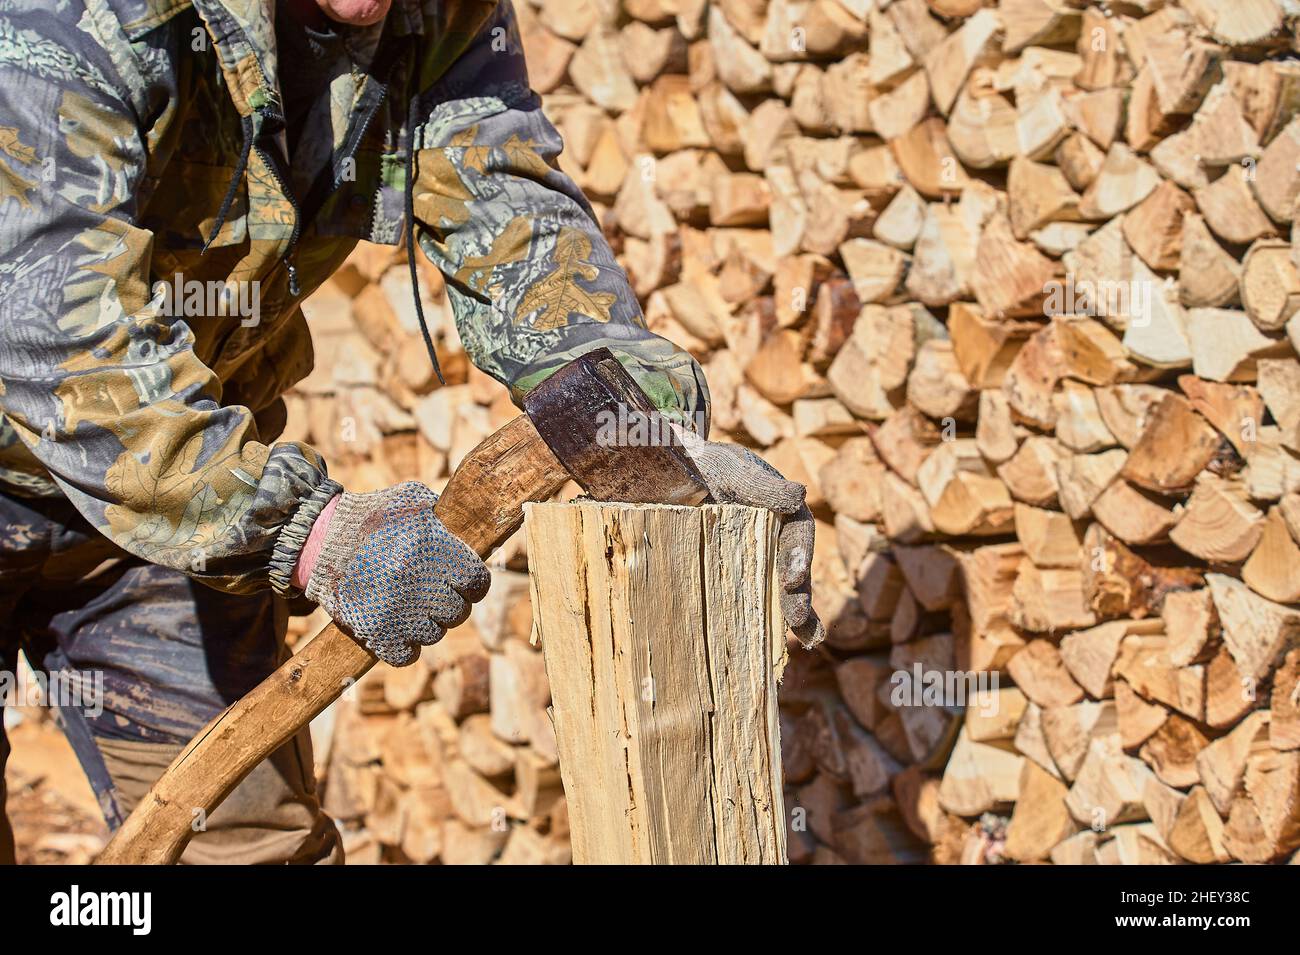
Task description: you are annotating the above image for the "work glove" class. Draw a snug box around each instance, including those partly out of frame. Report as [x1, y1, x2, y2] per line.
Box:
[672, 426, 825, 648]
[302, 482, 491, 667]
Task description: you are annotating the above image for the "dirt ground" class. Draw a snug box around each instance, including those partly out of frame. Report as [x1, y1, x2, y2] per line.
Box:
[4, 716, 108, 864]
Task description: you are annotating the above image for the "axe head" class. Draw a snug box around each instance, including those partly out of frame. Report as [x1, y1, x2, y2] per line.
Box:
[523, 349, 711, 506]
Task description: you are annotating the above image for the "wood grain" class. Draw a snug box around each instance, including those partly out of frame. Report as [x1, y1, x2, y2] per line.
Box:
[525, 501, 788, 864]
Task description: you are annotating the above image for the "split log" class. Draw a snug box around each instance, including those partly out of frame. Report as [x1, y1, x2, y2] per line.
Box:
[1056, 449, 1126, 521]
[1271, 649, 1300, 751]
[1243, 507, 1300, 601]
[526, 502, 787, 864]
[937, 726, 1024, 817]
[1059, 619, 1163, 701]
[1003, 761, 1075, 862]
[1006, 638, 1086, 705]
[1223, 750, 1300, 862]
[1139, 714, 1211, 788]
[1064, 737, 1154, 828]
[871, 406, 942, 485]
[1114, 634, 1207, 722]
[1081, 523, 1204, 621]
[1042, 700, 1118, 782]
[1115, 679, 1170, 752]
[955, 543, 1027, 673]
[1207, 572, 1300, 683]
[1168, 476, 1264, 564]
[949, 303, 1038, 390]
[1197, 710, 1271, 814]
[1161, 589, 1220, 668]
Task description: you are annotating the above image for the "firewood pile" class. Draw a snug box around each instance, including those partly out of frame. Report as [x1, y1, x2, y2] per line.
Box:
[284, 0, 1300, 865]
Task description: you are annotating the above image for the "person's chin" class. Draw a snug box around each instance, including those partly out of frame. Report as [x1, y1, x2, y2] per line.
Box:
[318, 0, 392, 26]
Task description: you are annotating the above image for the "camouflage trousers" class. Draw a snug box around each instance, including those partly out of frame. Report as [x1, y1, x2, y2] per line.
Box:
[0, 492, 342, 864]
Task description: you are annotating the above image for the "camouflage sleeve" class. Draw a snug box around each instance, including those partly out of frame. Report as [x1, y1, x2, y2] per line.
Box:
[410, 0, 711, 434]
[0, 6, 337, 595]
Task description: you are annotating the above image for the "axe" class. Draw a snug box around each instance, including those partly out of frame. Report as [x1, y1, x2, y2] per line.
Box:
[94, 349, 709, 864]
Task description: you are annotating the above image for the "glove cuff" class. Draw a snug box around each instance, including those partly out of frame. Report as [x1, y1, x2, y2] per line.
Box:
[269, 477, 343, 596]
[305, 489, 371, 609]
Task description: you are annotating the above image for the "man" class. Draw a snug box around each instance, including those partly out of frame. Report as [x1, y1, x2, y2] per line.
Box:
[0, 0, 821, 864]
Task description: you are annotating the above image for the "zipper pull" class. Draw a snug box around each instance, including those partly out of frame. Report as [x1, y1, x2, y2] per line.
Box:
[285, 255, 301, 297]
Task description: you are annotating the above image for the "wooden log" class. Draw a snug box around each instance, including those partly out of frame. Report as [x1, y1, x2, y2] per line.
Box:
[976, 390, 1022, 465]
[1121, 180, 1194, 271]
[1054, 381, 1118, 453]
[907, 206, 974, 307]
[1001, 322, 1066, 431]
[1161, 588, 1220, 668]
[1081, 523, 1204, 621]
[1056, 449, 1126, 520]
[827, 304, 919, 420]
[1168, 476, 1264, 564]
[1272, 648, 1300, 751]
[1075, 7, 1131, 92]
[526, 502, 787, 864]
[1180, 213, 1242, 308]
[1223, 749, 1300, 862]
[1115, 679, 1169, 752]
[970, 213, 1058, 318]
[1253, 116, 1300, 221]
[1195, 169, 1278, 247]
[570, 30, 639, 112]
[1243, 506, 1300, 601]
[1091, 479, 1180, 545]
[917, 440, 1015, 537]
[998, 435, 1066, 508]
[1206, 572, 1300, 683]
[1078, 144, 1160, 220]
[1015, 701, 1062, 782]
[1167, 785, 1231, 864]
[1060, 619, 1162, 701]
[1206, 643, 1259, 730]
[937, 726, 1024, 817]
[966, 686, 1027, 743]
[890, 118, 970, 199]
[949, 303, 1037, 391]
[1114, 634, 1207, 722]
[1007, 639, 1085, 711]
[925, 10, 1003, 116]
[1139, 714, 1211, 789]
[818, 436, 886, 522]
[955, 542, 1027, 673]
[1064, 737, 1154, 828]
[871, 406, 942, 484]
[1003, 761, 1076, 863]
[1179, 376, 1264, 458]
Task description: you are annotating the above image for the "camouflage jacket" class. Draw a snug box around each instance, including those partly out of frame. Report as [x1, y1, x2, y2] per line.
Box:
[0, 0, 708, 595]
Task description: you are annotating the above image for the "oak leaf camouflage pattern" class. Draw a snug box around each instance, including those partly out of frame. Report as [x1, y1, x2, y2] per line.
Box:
[0, 0, 709, 595]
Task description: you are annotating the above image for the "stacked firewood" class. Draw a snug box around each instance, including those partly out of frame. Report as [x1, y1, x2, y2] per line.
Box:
[285, 0, 1300, 864]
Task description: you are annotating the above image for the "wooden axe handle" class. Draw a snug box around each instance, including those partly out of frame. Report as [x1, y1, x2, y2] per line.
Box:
[95, 414, 569, 864]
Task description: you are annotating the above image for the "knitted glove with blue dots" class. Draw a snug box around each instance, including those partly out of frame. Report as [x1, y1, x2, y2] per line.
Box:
[305, 482, 491, 667]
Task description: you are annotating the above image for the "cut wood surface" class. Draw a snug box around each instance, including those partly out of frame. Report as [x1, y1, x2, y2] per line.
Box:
[525, 502, 787, 864]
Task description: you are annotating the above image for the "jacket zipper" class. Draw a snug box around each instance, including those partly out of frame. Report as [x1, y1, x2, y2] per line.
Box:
[244, 37, 405, 296]
[252, 131, 303, 297]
